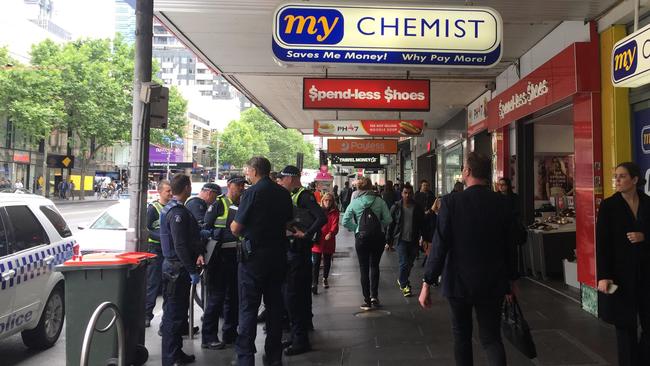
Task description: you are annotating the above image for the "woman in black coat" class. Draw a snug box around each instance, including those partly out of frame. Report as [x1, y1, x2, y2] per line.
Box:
[596, 162, 650, 366]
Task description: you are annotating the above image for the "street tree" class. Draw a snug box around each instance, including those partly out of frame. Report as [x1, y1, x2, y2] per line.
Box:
[218, 118, 269, 168]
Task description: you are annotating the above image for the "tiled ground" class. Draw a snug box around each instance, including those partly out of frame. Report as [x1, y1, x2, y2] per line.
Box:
[1, 227, 618, 365]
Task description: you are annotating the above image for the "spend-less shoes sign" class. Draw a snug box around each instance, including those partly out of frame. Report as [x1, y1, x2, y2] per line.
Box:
[303, 78, 430, 110]
[273, 3, 503, 68]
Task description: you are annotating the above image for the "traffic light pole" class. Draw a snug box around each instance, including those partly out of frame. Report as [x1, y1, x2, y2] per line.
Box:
[127, 0, 153, 252]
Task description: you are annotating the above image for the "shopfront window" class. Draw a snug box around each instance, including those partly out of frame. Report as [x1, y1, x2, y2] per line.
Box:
[443, 144, 463, 194]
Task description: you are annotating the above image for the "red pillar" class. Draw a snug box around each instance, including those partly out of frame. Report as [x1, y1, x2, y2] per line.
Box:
[492, 127, 510, 187]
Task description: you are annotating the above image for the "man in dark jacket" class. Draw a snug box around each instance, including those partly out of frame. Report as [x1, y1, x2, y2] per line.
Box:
[386, 184, 429, 297]
[419, 152, 517, 366]
[381, 180, 398, 210]
[340, 181, 352, 211]
[414, 180, 435, 213]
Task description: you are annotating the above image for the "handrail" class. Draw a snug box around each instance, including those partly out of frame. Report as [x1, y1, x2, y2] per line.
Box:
[80, 302, 125, 366]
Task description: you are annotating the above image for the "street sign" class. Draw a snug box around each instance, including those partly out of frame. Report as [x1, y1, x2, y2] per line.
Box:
[612, 23, 650, 87]
[148, 162, 193, 170]
[329, 154, 381, 167]
[327, 139, 397, 154]
[47, 154, 75, 169]
[304, 78, 430, 110]
[314, 119, 424, 136]
[273, 3, 503, 68]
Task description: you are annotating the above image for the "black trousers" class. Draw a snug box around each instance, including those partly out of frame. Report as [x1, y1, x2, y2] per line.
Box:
[615, 286, 650, 366]
[311, 252, 332, 286]
[447, 297, 506, 366]
[284, 246, 312, 348]
[354, 235, 384, 301]
[202, 249, 238, 344]
[161, 261, 191, 366]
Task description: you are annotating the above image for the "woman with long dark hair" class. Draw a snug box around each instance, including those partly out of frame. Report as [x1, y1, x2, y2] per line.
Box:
[596, 162, 650, 366]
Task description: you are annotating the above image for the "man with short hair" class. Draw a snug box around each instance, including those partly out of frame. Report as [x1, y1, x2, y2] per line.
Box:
[145, 180, 173, 328]
[160, 174, 203, 366]
[231, 157, 294, 366]
[420, 152, 518, 366]
[278, 165, 327, 356]
[201, 176, 247, 350]
[414, 180, 435, 214]
[340, 181, 352, 211]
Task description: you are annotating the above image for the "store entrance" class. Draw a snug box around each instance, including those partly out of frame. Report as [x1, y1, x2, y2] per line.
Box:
[518, 104, 578, 294]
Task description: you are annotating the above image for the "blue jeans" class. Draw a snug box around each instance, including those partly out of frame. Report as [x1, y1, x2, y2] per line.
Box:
[397, 240, 418, 288]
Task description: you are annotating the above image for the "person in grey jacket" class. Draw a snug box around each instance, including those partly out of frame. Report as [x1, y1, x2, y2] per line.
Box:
[342, 177, 392, 310]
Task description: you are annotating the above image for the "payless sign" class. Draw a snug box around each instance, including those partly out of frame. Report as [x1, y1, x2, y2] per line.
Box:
[273, 3, 503, 68]
[611, 23, 650, 87]
[327, 139, 397, 154]
[304, 78, 430, 110]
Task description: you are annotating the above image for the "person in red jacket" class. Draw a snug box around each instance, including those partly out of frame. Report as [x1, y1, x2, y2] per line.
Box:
[312, 192, 339, 294]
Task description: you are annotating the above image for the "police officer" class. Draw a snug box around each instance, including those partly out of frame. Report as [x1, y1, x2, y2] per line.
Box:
[200, 176, 246, 350]
[277, 166, 327, 356]
[145, 180, 172, 328]
[160, 174, 203, 366]
[185, 182, 221, 226]
[230, 157, 293, 366]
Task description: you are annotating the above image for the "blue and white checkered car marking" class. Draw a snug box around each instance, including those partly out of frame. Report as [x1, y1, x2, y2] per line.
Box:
[0, 241, 75, 291]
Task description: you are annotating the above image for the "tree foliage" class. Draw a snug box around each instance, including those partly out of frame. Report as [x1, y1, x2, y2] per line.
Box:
[214, 108, 317, 170]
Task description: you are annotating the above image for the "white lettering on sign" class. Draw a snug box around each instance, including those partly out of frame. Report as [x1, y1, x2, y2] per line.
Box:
[497, 80, 549, 119]
[308, 85, 426, 103]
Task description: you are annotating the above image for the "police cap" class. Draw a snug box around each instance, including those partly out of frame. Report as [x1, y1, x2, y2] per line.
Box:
[279, 165, 301, 177]
[227, 176, 246, 185]
[202, 183, 222, 194]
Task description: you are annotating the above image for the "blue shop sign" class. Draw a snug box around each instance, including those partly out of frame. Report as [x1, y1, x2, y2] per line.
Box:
[272, 3, 503, 68]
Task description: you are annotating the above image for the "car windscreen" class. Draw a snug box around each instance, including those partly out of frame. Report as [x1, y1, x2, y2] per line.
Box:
[90, 205, 128, 230]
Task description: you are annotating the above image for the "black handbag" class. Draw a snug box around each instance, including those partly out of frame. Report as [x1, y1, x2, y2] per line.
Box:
[501, 296, 537, 359]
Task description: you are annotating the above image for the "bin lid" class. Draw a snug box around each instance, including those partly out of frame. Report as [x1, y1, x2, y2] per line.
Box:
[61, 252, 156, 267]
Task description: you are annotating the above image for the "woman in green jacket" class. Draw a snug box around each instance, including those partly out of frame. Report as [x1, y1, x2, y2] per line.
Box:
[342, 177, 392, 310]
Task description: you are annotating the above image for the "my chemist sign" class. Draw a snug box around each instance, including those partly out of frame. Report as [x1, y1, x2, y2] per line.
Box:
[272, 3, 503, 68]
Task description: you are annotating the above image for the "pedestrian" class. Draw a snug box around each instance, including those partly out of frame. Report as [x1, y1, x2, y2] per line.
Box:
[342, 176, 392, 310]
[68, 179, 75, 201]
[386, 184, 430, 297]
[332, 185, 340, 209]
[421, 197, 441, 267]
[160, 174, 204, 366]
[340, 181, 352, 211]
[452, 181, 465, 194]
[185, 183, 221, 227]
[414, 179, 436, 214]
[312, 192, 339, 293]
[419, 152, 518, 366]
[596, 162, 650, 366]
[14, 179, 23, 190]
[497, 178, 520, 220]
[144, 180, 172, 328]
[230, 157, 294, 366]
[381, 180, 398, 210]
[351, 179, 362, 201]
[278, 165, 327, 356]
[201, 176, 247, 350]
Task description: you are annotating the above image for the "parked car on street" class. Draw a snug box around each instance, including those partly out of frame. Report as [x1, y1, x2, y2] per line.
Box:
[0, 193, 78, 349]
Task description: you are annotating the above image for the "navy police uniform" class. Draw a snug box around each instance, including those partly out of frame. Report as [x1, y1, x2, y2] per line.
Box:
[185, 182, 221, 227]
[201, 182, 244, 348]
[160, 198, 202, 366]
[145, 200, 164, 324]
[235, 176, 293, 366]
[281, 167, 327, 353]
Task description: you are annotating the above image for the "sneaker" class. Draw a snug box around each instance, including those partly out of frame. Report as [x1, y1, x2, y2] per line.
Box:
[323, 278, 329, 289]
[397, 279, 403, 289]
[402, 286, 412, 297]
[370, 298, 381, 307]
[360, 300, 372, 311]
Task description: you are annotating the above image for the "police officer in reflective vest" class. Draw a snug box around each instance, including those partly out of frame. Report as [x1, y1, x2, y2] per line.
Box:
[277, 165, 327, 356]
[200, 176, 247, 350]
[185, 183, 221, 227]
[145, 180, 172, 328]
[160, 174, 204, 366]
[230, 157, 293, 366]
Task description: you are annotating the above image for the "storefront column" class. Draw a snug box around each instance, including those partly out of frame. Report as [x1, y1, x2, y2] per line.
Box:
[600, 25, 631, 197]
[492, 127, 509, 187]
[573, 92, 603, 314]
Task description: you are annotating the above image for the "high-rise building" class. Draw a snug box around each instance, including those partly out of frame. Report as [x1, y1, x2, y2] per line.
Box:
[114, 0, 136, 44]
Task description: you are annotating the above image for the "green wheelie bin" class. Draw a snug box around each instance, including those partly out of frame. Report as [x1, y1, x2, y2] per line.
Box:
[55, 252, 156, 366]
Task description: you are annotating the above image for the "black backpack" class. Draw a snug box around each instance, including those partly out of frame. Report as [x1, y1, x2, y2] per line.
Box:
[357, 197, 382, 239]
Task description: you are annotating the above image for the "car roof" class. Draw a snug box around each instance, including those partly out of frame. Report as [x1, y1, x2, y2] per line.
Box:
[0, 192, 55, 206]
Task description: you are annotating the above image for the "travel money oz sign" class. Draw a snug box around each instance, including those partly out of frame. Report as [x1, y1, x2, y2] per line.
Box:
[304, 78, 430, 110]
[612, 23, 650, 87]
[273, 3, 503, 68]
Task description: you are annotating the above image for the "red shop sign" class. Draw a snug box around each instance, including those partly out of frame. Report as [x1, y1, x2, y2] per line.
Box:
[13, 151, 30, 163]
[314, 120, 423, 137]
[303, 78, 430, 111]
[487, 42, 599, 131]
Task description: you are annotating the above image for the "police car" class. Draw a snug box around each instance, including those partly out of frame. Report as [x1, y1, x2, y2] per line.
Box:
[0, 193, 77, 349]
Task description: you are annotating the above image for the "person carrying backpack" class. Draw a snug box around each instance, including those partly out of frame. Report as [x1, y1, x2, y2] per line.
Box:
[342, 177, 392, 310]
